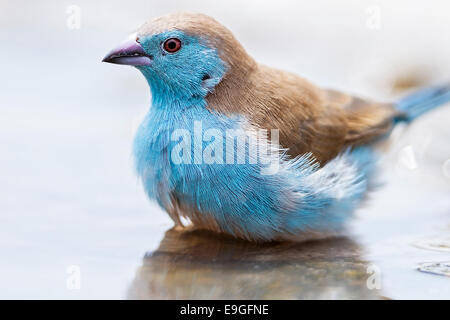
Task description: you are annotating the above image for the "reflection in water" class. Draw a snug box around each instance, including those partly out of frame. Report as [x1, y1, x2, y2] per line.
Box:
[127, 229, 381, 299]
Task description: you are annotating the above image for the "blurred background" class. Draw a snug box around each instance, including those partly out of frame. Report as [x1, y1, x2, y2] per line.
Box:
[1, 0, 449, 299]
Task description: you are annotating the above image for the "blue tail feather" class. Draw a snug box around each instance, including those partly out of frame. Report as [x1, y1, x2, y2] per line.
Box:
[396, 83, 450, 122]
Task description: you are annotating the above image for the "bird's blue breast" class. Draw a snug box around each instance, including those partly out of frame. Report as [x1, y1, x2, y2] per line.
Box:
[132, 100, 292, 239]
[133, 100, 242, 208]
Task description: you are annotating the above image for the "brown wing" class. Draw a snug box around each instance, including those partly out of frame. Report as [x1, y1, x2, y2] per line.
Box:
[324, 89, 397, 145]
[283, 90, 398, 164]
[275, 89, 398, 164]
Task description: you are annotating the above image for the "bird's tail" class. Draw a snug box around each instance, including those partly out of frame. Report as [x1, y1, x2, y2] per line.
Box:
[395, 83, 450, 122]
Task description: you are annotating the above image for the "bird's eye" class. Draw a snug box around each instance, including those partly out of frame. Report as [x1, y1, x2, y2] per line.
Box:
[163, 38, 181, 53]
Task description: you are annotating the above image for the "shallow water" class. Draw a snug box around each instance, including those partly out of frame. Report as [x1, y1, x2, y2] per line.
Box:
[1, 1, 450, 299]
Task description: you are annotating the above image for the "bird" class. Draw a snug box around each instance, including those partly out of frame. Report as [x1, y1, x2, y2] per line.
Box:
[103, 12, 450, 242]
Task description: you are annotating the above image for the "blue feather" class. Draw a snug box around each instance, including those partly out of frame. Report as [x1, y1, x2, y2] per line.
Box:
[396, 83, 450, 122]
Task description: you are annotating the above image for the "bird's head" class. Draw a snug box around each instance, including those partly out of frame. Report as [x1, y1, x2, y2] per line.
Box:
[103, 13, 256, 104]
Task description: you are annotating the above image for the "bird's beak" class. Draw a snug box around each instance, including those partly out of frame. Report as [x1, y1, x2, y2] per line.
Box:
[102, 39, 152, 66]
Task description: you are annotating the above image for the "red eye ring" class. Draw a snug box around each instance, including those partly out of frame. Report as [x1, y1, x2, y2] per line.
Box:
[163, 38, 181, 53]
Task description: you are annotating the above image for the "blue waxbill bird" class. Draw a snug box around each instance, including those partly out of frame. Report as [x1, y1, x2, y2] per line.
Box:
[103, 12, 450, 241]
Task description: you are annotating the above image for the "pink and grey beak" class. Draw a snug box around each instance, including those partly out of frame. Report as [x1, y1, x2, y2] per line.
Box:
[102, 39, 152, 66]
